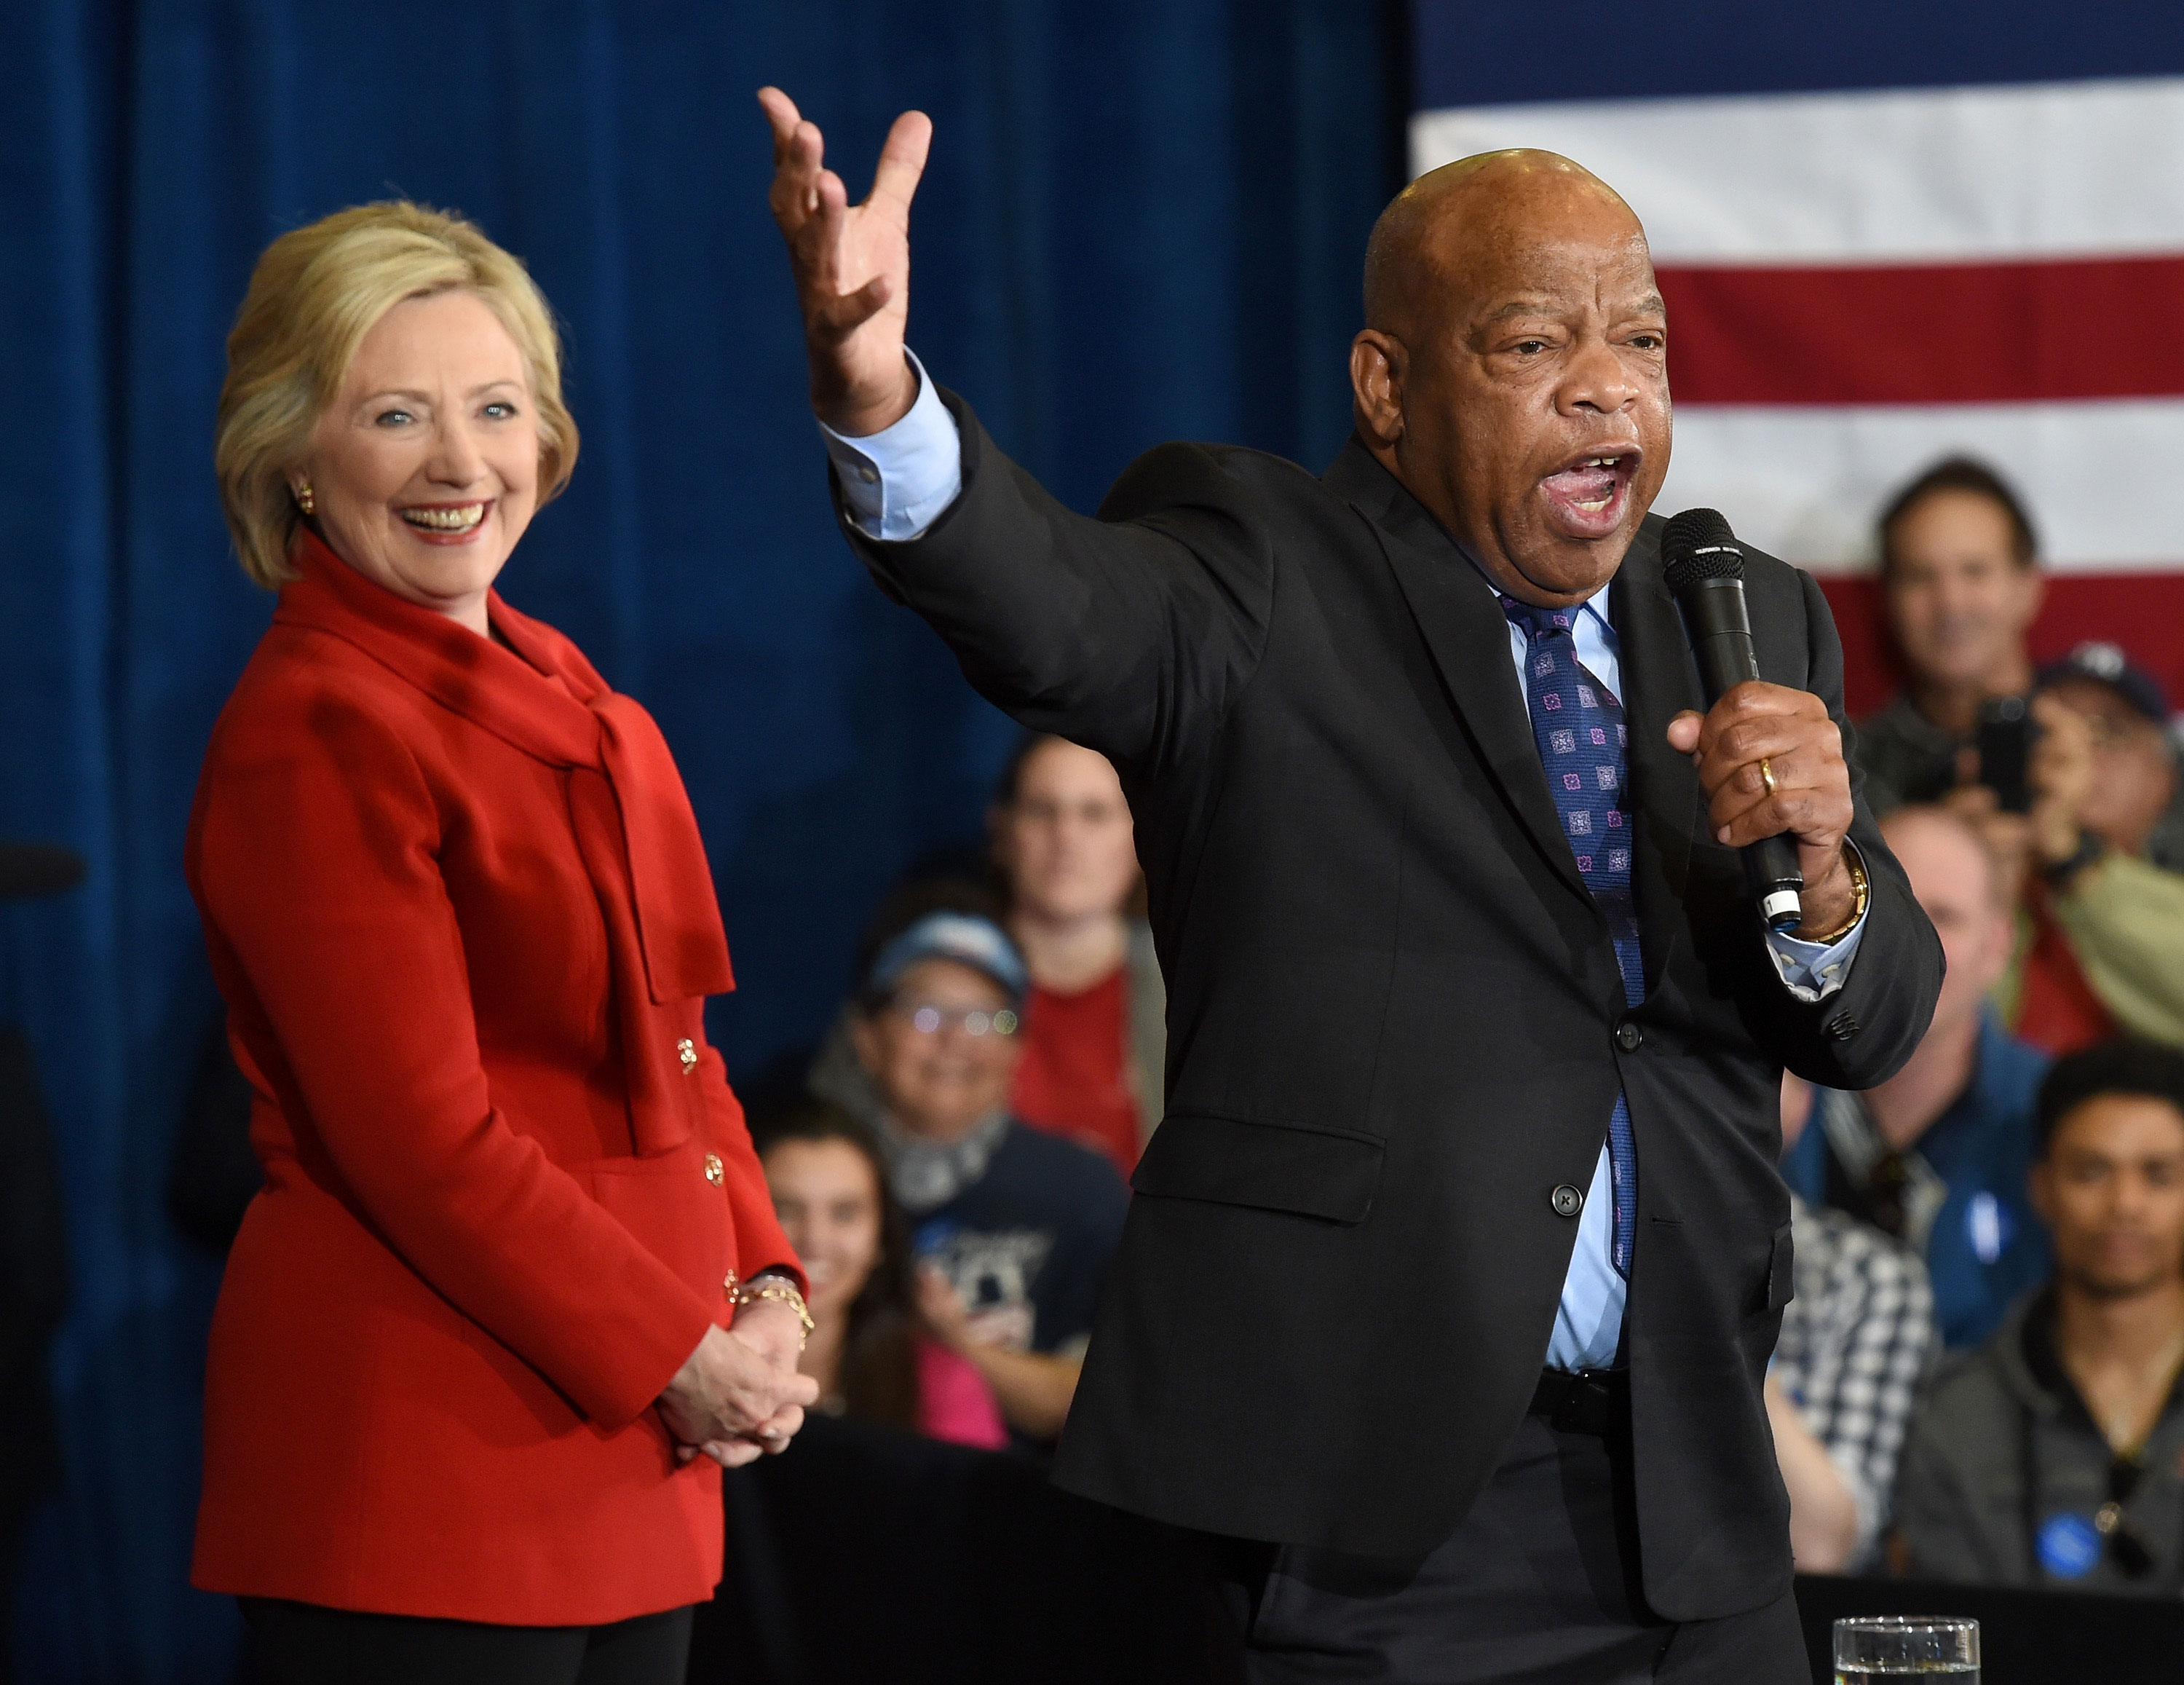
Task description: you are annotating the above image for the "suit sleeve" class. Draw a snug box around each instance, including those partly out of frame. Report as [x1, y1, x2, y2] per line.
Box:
[1746, 567, 1944, 1089]
[192, 688, 718, 1430]
[696, 1045, 805, 1313]
[842, 390, 1278, 772]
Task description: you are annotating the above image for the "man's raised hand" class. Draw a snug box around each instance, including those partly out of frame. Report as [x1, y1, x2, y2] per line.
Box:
[759, 87, 930, 438]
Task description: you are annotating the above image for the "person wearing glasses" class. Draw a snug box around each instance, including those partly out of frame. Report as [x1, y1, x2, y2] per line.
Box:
[1894, 1038, 2184, 1591]
[847, 910, 1128, 1451]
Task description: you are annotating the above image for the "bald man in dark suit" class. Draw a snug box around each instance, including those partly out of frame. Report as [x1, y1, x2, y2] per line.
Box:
[762, 93, 1942, 1683]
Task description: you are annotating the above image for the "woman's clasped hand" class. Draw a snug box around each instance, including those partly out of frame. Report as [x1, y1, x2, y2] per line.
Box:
[657, 1301, 821, 1467]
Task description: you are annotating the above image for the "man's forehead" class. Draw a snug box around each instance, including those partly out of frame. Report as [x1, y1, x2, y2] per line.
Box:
[1481, 284, 1665, 324]
[1439, 205, 1653, 285]
[2057, 1098, 2184, 1152]
[1366, 151, 1648, 323]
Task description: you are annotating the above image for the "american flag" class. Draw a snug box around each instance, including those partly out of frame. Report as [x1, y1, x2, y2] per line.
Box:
[1409, 5, 2184, 719]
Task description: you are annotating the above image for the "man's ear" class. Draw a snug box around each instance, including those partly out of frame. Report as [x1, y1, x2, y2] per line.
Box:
[1350, 331, 1406, 449]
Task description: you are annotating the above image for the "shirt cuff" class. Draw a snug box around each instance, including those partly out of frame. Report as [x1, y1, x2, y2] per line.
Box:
[818, 349, 964, 542]
[1828, 1443, 1884, 1565]
[1765, 842, 1869, 1001]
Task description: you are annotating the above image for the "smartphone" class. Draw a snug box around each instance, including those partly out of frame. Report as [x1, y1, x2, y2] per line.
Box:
[1977, 695, 2033, 813]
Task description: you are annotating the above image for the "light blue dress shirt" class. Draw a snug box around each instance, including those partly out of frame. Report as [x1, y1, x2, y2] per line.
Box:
[1497, 590, 1866, 1368]
[822, 355, 1868, 1371]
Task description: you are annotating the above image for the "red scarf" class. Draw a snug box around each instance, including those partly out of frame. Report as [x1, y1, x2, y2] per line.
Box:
[274, 532, 733, 1151]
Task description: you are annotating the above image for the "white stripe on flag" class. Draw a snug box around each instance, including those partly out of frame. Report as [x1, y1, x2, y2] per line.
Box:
[1659, 399, 2184, 573]
[1411, 78, 2184, 263]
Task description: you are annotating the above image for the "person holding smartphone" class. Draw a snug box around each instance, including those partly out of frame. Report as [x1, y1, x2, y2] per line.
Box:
[1854, 460, 2184, 1056]
[1974, 646, 2184, 1057]
[1855, 458, 2050, 818]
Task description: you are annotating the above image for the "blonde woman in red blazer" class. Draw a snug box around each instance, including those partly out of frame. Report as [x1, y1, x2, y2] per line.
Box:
[187, 201, 817, 1685]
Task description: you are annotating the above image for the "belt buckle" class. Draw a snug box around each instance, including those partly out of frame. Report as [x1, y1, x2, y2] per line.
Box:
[1551, 1370, 1615, 1437]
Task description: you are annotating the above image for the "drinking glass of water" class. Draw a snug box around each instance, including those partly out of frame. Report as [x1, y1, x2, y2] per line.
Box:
[1833, 1616, 1979, 1682]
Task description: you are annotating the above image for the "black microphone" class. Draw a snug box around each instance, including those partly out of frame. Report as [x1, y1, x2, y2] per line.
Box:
[1659, 508, 1805, 934]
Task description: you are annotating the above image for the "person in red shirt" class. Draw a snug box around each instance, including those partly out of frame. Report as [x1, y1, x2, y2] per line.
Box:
[989, 735, 1166, 1175]
[190, 200, 815, 1684]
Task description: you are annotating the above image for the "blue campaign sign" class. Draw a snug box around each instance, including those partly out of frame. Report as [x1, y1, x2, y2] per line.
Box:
[1965, 1190, 2013, 1268]
[2035, 1511, 2103, 1579]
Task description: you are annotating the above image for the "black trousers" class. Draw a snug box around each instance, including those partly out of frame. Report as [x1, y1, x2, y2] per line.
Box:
[240, 1598, 694, 1685]
[1206, 1407, 1805, 1684]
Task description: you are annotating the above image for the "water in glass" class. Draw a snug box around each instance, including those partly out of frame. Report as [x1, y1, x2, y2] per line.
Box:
[1833, 1616, 1978, 1685]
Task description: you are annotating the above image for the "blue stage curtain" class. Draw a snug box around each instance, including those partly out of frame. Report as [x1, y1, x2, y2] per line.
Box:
[0, 1, 1394, 1676]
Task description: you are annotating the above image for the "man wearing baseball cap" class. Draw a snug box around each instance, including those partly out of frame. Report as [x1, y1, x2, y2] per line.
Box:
[1999, 642, 2184, 1054]
[847, 908, 1128, 1452]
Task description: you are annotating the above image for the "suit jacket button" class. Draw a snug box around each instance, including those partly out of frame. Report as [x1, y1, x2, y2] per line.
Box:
[1551, 1183, 1584, 1218]
[1614, 1020, 1643, 1052]
[677, 1038, 699, 1073]
[1824, 1013, 1860, 1042]
[704, 1153, 725, 1186]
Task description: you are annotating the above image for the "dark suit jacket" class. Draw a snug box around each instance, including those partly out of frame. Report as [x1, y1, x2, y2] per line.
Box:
[842, 394, 1943, 1622]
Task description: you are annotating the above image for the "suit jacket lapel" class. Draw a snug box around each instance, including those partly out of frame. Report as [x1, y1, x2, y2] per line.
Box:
[1610, 518, 1706, 996]
[1324, 441, 1587, 904]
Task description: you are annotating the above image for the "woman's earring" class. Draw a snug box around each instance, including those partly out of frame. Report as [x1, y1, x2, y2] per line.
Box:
[295, 482, 315, 516]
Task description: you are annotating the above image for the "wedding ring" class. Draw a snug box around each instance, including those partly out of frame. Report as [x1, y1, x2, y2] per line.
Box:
[1759, 758, 1779, 796]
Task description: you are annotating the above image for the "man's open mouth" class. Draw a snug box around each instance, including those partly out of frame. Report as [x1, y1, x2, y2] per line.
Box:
[1538, 451, 1639, 537]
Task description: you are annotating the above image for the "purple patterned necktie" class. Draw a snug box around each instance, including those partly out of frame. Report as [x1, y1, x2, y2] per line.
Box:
[1501, 597, 1641, 1278]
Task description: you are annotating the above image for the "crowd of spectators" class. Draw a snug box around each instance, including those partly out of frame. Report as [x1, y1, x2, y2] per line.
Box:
[1860, 459, 2184, 1056]
[802, 901, 1129, 1456]
[785, 738, 1150, 1466]
[1762, 454, 2184, 1596]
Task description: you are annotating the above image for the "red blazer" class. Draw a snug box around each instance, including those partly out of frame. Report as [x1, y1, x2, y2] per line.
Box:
[185, 534, 800, 1625]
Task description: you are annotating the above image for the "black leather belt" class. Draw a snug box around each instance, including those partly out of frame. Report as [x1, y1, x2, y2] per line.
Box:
[1529, 1367, 1625, 1437]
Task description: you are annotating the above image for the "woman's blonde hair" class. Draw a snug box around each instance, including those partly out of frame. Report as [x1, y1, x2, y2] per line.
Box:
[214, 200, 580, 588]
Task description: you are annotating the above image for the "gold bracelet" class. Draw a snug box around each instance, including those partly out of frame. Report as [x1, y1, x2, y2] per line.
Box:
[1799, 844, 1869, 945]
[734, 1277, 815, 1351]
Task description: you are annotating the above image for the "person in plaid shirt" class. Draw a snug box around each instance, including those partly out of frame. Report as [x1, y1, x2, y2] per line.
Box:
[1773, 1073, 1936, 1571]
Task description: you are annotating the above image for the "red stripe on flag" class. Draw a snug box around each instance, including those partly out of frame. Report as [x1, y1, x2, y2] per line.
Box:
[1818, 572, 2184, 722]
[1658, 256, 2184, 406]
